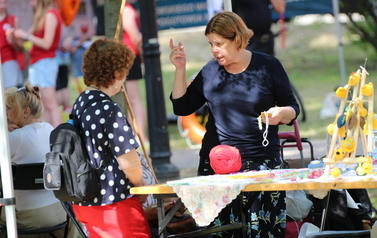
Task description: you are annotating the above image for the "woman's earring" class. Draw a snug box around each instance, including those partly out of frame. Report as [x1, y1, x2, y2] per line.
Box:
[115, 85, 119, 89]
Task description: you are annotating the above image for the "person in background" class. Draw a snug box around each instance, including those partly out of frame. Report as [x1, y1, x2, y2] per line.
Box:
[207, 0, 223, 19]
[140, 155, 212, 238]
[71, 38, 151, 238]
[91, 0, 105, 36]
[169, 11, 299, 237]
[13, 0, 62, 128]
[2, 83, 78, 238]
[232, 0, 285, 56]
[0, 0, 23, 88]
[122, 0, 148, 143]
[55, 47, 71, 114]
[61, 15, 94, 93]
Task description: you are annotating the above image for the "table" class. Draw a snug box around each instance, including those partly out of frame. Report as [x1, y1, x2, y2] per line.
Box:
[130, 170, 377, 238]
[131, 179, 377, 195]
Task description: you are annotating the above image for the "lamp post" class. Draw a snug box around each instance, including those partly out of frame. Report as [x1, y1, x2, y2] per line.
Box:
[139, 0, 179, 181]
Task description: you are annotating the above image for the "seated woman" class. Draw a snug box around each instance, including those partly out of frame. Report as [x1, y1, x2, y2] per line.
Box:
[140, 154, 211, 238]
[1, 84, 77, 238]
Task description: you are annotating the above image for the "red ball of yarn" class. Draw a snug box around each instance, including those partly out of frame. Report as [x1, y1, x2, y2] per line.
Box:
[209, 145, 242, 174]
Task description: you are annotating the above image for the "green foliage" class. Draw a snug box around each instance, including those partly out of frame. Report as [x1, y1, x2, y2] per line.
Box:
[340, 0, 377, 58]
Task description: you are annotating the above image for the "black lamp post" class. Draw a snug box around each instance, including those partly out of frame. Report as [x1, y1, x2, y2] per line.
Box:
[139, 0, 179, 181]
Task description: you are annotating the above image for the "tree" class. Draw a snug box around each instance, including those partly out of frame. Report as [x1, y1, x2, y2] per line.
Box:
[104, 0, 128, 112]
[339, 0, 377, 56]
[104, 0, 123, 39]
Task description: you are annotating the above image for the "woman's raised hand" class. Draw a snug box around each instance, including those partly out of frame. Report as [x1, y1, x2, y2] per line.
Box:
[169, 39, 186, 69]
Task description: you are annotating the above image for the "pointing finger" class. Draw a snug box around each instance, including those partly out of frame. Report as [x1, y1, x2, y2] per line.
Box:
[169, 38, 175, 50]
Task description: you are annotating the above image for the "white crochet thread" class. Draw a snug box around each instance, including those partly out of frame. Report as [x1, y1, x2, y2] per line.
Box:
[258, 112, 269, 147]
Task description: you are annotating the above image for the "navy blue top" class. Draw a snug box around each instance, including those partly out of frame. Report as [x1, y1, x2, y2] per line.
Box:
[72, 90, 139, 206]
[171, 52, 299, 175]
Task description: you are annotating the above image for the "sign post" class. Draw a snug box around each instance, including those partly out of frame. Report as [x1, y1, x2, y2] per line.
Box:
[139, 0, 179, 181]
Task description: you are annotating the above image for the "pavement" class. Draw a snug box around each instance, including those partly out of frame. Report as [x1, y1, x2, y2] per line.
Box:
[170, 138, 332, 179]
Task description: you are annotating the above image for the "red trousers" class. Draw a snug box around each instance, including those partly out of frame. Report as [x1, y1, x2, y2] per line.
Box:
[73, 197, 151, 238]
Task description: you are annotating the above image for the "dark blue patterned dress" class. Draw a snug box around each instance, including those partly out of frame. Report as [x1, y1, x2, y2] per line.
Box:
[171, 52, 300, 238]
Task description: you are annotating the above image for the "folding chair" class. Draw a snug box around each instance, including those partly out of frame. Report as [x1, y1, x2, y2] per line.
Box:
[278, 120, 314, 168]
[61, 201, 88, 238]
[0, 163, 69, 238]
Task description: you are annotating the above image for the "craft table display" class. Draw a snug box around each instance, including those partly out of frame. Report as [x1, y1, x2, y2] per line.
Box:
[131, 65, 377, 237]
[130, 168, 377, 237]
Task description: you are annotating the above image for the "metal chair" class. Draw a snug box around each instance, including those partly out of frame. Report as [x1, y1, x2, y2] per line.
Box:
[61, 201, 88, 238]
[0, 163, 69, 238]
[306, 230, 370, 238]
[278, 120, 314, 168]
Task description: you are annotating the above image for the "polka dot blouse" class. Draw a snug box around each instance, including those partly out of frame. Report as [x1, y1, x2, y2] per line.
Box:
[71, 90, 140, 206]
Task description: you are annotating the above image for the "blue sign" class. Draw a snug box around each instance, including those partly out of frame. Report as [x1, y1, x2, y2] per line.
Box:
[273, 0, 333, 20]
[155, 0, 209, 30]
[154, 0, 334, 30]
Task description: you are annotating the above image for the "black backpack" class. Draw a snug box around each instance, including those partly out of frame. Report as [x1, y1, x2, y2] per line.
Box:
[43, 100, 108, 202]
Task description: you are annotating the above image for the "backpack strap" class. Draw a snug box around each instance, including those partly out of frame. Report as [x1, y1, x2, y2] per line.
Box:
[69, 98, 112, 171]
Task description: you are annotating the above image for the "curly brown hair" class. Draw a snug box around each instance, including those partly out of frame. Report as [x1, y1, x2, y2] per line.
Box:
[83, 38, 135, 88]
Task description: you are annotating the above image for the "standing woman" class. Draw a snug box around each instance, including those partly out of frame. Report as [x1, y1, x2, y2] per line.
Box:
[14, 0, 62, 128]
[71, 38, 151, 238]
[0, 0, 23, 88]
[122, 0, 148, 143]
[169, 12, 299, 237]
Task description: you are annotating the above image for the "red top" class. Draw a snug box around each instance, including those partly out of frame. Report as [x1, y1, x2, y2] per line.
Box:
[0, 15, 17, 64]
[122, 4, 140, 56]
[29, 9, 62, 65]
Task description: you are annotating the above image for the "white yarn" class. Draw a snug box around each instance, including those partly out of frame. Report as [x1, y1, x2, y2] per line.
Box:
[262, 113, 269, 147]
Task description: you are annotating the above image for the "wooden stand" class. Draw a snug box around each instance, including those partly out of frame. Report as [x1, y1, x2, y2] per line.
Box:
[323, 66, 375, 177]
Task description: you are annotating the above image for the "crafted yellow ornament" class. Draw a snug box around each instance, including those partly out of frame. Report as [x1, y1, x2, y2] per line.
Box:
[340, 137, 355, 153]
[338, 126, 346, 138]
[361, 82, 373, 96]
[335, 87, 348, 98]
[331, 168, 341, 178]
[348, 71, 361, 86]
[327, 123, 335, 135]
[333, 148, 346, 161]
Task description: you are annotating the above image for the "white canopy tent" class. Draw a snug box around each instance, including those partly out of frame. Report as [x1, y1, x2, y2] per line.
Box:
[332, 0, 346, 85]
[0, 62, 18, 236]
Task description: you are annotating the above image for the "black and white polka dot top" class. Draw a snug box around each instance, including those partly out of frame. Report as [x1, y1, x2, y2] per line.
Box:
[71, 89, 140, 206]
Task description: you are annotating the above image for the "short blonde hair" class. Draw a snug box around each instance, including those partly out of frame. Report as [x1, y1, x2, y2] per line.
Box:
[205, 11, 253, 50]
[5, 83, 43, 120]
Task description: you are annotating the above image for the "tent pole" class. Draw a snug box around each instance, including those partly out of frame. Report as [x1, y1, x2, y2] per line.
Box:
[332, 0, 347, 85]
[223, 0, 232, 12]
[0, 60, 17, 236]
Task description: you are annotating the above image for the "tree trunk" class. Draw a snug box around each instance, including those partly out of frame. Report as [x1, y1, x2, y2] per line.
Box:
[104, 0, 123, 39]
[105, 0, 128, 113]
